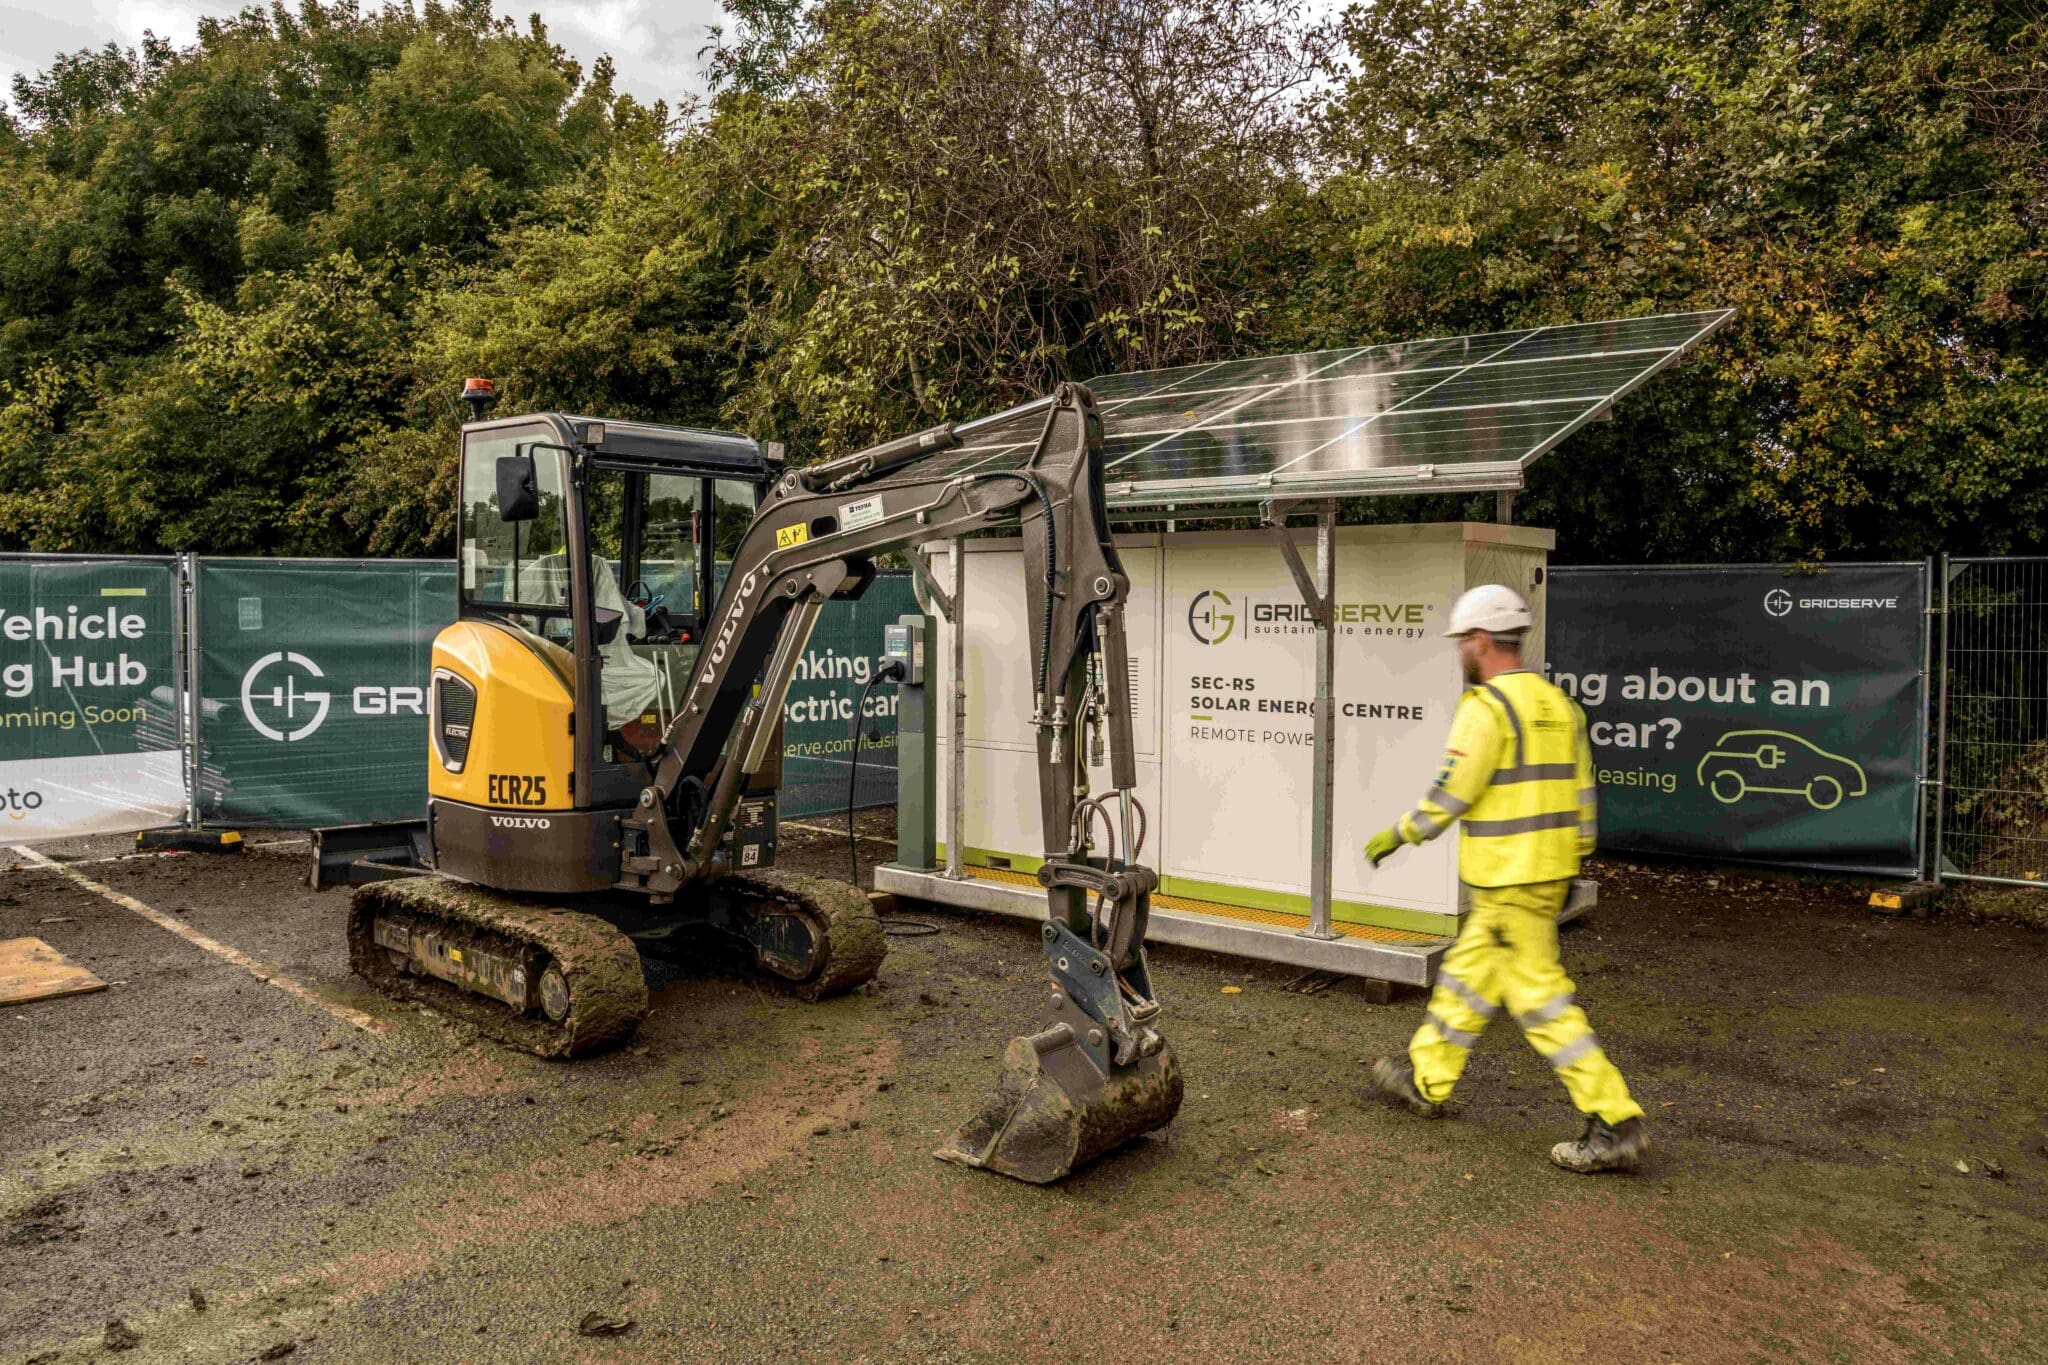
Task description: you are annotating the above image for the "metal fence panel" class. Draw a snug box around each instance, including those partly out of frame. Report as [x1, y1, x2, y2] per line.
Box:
[1935, 557, 2048, 886]
[0, 554, 186, 843]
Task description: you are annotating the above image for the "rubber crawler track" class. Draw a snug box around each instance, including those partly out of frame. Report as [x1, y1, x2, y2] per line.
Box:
[708, 869, 885, 1000]
[347, 878, 648, 1059]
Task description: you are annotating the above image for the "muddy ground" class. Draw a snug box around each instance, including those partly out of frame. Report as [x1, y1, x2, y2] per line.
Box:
[2, 815, 2044, 1363]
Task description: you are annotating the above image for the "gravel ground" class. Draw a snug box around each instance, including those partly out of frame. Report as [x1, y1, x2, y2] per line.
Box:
[2, 815, 2045, 1362]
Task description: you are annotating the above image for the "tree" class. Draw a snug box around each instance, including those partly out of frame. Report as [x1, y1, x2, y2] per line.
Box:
[0, 0, 651, 555]
[1302, 0, 2048, 561]
[705, 0, 1329, 455]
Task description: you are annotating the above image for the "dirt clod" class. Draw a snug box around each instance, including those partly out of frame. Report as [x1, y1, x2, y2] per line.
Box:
[189, 1287, 207, 1312]
[102, 1319, 140, 1351]
[257, 1343, 296, 1360]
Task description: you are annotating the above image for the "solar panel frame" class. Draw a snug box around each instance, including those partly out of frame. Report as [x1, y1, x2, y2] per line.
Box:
[864, 309, 1733, 507]
[1092, 308, 1733, 510]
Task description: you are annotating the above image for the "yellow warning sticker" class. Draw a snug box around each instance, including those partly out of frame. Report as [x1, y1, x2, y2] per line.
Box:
[776, 523, 809, 549]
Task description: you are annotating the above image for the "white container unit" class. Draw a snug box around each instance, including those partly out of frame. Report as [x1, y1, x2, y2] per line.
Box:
[884, 522, 1561, 976]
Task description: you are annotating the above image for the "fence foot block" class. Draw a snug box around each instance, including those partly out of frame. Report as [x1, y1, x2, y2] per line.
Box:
[136, 829, 243, 856]
[1869, 881, 1939, 916]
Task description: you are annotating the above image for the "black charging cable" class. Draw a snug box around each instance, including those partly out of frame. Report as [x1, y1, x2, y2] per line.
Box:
[848, 659, 906, 885]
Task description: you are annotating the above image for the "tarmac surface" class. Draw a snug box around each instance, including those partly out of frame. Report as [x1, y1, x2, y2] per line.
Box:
[2, 816, 2045, 1362]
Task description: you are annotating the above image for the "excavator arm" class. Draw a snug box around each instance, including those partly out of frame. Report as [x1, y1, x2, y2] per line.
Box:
[625, 383, 1182, 1181]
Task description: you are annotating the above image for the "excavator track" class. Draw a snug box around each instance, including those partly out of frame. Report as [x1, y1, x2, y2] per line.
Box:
[702, 869, 885, 1000]
[347, 877, 647, 1059]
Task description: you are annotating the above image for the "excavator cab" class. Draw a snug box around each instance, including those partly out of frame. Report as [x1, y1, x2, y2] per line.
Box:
[445, 410, 781, 871]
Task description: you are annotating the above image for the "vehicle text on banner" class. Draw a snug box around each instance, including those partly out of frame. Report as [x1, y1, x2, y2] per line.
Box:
[0, 556, 184, 844]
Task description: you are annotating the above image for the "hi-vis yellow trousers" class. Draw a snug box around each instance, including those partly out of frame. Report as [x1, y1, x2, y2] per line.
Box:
[1409, 880, 1643, 1125]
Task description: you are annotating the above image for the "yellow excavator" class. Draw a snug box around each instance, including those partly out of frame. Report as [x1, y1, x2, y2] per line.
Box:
[324, 378, 1180, 1181]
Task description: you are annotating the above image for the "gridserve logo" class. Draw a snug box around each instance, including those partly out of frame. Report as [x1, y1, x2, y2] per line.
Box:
[239, 652, 426, 742]
[1764, 587, 1899, 618]
[1188, 589, 1236, 645]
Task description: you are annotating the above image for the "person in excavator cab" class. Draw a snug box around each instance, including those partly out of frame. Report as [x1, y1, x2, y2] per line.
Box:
[1360, 584, 1650, 1174]
[515, 551, 667, 758]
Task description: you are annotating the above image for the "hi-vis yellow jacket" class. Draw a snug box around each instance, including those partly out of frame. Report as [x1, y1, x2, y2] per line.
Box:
[1396, 670, 1597, 887]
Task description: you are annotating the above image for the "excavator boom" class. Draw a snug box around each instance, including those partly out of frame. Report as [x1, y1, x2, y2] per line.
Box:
[341, 383, 1180, 1180]
[629, 383, 1182, 1180]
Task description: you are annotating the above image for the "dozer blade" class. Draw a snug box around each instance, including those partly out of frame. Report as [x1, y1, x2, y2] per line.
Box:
[348, 876, 647, 1059]
[935, 1024, 1182, 1184]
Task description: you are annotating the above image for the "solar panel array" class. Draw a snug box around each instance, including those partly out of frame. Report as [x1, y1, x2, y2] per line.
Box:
[881, 309, 1732, 507]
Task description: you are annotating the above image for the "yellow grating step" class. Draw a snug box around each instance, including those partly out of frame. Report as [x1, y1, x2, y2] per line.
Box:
[962, 865, 1445, 944]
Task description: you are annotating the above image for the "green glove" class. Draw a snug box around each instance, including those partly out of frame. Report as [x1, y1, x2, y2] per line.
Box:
[1364, 826, 1402, 868]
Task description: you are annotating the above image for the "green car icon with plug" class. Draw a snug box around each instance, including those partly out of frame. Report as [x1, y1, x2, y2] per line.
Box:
[1696, 730, 1868, 811]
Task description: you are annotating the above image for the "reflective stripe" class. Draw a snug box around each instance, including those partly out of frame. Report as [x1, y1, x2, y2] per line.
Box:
[1578, 787, 1598, 805]
[1515, 992, 1575, 1027]
[1495, 763, 1577, 784]
[1545, 1033, 1601, 1069]
[1481, 683, 1525, 767]
[1407, 808, 1444, 839]
[1425, 1010, 1481, 1050]
[1463, 810, 1582, 838]
[1436, 970, 1499, 1019]
[1428, 786, 1472, 816]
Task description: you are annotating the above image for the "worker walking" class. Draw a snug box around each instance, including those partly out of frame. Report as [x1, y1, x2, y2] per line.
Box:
[1362, 584, 1648, 1173]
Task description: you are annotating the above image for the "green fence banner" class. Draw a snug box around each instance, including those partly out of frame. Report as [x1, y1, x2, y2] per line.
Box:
[196, 559, 454, 828]
[780, 573, 919, 820]
[0, 555, 184, 843]
[1547, 563, 1929, 876]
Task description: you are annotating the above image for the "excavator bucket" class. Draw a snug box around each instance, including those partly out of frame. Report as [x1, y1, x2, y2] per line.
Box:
[935, 1024, 1183, 1184]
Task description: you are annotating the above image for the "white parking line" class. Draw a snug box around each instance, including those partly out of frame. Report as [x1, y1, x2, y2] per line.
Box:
[780, 820, 899, 844]
[13, 846, 385, 1035]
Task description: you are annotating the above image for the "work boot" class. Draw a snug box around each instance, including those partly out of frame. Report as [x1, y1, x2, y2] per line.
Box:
[1550, 1116, 1650, 1173]
[1367, 1056, 1444, 1119]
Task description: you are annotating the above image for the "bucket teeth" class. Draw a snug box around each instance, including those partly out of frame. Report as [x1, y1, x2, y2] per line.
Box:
[936, 1026, 1182, 1183]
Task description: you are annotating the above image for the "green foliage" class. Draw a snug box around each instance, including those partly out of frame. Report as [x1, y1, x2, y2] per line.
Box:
[1299, 0, 2048, 561]
[0, 0, 659, 556]
[0, 0, 2044, 561]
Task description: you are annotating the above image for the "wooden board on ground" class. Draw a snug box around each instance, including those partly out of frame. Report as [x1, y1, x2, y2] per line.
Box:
[0, 936, 107, 1006]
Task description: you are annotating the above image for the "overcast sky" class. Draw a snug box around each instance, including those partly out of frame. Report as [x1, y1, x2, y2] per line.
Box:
[1, 0, 727, 113]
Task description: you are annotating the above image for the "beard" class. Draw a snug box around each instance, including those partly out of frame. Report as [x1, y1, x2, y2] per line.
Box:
[1461, 653, 1482, 687]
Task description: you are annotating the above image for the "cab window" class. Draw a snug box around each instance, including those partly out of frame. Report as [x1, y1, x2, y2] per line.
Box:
[460, 426, 573, 646]
[710, 478, 758, 601]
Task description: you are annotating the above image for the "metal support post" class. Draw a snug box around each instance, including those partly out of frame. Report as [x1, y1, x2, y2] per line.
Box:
[945, 538, 967, 880]
[1915, 556, 1934, 881]
[1262, 500, 1340, 941]
[1931, 554, 1952, 882]
[1495, 490, 1515, 524]
[1306, 506, 1338, 939]
[178, 553, 202, 830]
[907, 547, 955, 622]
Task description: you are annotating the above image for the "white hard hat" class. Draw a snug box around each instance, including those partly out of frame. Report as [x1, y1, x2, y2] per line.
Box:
[1443, 584, 1533, 638]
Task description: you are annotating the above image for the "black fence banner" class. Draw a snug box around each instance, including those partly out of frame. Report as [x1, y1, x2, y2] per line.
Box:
[196, 558, 454, 828]
[1547, 563, 1928, 875]
[780, 573, 918, 819]
[0, 555, 184, 842]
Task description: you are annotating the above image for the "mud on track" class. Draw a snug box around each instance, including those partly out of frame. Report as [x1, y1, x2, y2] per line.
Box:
[2, 820, 2045, 1362]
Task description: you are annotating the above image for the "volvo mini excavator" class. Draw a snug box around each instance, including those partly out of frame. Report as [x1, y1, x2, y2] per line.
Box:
[337, 378, 1181, 1181]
